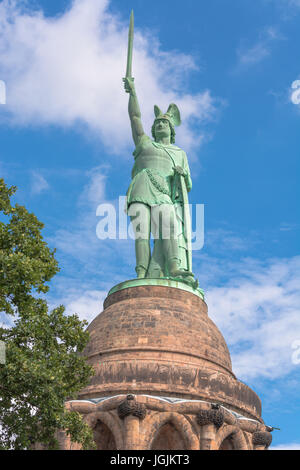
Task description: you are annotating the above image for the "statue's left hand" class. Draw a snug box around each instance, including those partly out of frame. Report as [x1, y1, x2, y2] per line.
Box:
[174, 166, 186, 177]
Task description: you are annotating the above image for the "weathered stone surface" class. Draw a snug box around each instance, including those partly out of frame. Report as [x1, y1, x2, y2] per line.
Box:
[253, 431, 273, 448]
[60, 395, 270, 450]
[196, 408, 225, 428]
[78, 285, 262, 421]
[53, 285, 270, 450]
[117, 395, 147, 420]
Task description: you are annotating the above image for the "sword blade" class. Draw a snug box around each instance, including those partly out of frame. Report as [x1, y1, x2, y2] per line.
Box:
[125, 10, 134, 78]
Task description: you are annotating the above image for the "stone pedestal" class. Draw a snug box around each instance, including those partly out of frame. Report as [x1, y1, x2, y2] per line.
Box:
[60, 283, 272, 450]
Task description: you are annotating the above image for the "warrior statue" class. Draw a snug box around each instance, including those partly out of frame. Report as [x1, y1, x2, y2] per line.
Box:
[123, 12, 197, 288]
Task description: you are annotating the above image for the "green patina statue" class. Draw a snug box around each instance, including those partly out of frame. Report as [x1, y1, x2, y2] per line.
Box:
[123, 12, 197, 289]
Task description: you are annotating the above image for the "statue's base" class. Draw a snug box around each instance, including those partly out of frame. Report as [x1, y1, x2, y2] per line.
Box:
[79, 283, 261, 421]
[108, 277, 204, 300]
[56, 283, 271, 450]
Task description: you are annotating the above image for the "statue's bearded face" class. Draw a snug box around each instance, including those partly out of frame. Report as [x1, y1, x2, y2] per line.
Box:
[154, 118, 171, 140]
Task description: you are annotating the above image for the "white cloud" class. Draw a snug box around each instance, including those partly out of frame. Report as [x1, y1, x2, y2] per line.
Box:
[265, 0, 300, 21]
[54, 288, 107, 324]
[280, 222, 299, 232]
[0, 0, 219, 156]
[235, 26, 284, 70]
[271, 442, 300, 450]
[205, 229, 254, 252]
[52, 165, 110, 262]
[274, 0, 300, 9]
[31, 170, 49, 195]
[78, 165, 108, 206]
[206, 256, 300, 381]
[238, 43, 270, 67]
[48, 164, 134, 292]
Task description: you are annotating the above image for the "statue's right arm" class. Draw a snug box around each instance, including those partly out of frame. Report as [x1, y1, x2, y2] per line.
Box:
[123, 77, 145, 146]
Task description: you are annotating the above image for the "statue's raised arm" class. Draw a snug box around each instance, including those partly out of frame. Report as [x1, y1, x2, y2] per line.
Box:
[123, 11, 145, 147]
[123, 77, 145, 146]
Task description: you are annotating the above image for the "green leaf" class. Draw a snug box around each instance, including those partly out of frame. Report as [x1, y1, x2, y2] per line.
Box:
[0, 178, 95, 450]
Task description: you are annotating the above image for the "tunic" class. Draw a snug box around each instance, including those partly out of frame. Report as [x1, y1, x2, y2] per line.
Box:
[126, 134, 192, 209]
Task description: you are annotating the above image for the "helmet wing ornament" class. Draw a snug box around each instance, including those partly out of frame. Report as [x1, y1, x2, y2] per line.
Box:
[153, 103, 181, 128]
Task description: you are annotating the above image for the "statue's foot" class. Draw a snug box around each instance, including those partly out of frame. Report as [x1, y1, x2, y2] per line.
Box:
[169, 271, 199, 289]
[169, 269, 194, 278]
[136, 267, 147, 279]
[146, 269, 164, 279]
[168, 260, 198, 287]
[184, 276, 199, 289]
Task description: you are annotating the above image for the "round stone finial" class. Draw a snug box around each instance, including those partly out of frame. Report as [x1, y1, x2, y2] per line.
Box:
[252, 431, 272, 448]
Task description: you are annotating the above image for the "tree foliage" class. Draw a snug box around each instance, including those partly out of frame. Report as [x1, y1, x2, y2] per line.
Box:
[0, 179, 95, 449]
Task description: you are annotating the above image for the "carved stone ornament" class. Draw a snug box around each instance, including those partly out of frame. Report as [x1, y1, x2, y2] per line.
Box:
[252, 431, 272, 448]
[117, 395, 147, 420]
[196, 408, 225, 429]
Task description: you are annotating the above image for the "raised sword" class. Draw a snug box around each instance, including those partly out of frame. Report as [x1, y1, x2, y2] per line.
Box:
[125, 10, 134, 79]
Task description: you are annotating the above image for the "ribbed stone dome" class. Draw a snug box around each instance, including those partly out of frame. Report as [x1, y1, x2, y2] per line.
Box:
[79, 284, 262, 420]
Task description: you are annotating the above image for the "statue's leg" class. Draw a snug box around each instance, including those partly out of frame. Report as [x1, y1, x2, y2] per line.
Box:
[128, 202, 151, 278]
[151, 204, 182, 277]
[146, 239, 164, 278]
[147, 205, 166, 277]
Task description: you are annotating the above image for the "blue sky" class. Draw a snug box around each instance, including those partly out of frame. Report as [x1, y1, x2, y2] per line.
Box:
[0, 0, 299, 449]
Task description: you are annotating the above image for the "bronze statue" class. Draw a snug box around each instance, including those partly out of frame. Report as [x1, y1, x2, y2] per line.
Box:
[123, 12, 197, 288]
